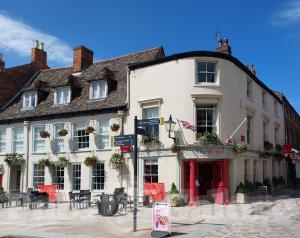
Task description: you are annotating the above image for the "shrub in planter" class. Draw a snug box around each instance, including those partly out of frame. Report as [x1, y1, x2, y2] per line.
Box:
[55, 156, 71, 168]
[4, 153, 25, 166]
[170, 182, 179, 194]
[58, 129, 68, 137]
[111, 123, 120, 132]
[233, 144, 247, 153]
[171, 193, 184, 207]
[110, 153, 126, 169]
[197, 132, 220, 145]
[171, 145, 181, 153]
[84, 156, 98, 167]
[0, 186, 5, 195]
[38, 158, 52, 167]
[39, 130, 50, 138]
[235, 182, 249, 204]
[85, 126, 95, 134]
[141, 135, 161, 145]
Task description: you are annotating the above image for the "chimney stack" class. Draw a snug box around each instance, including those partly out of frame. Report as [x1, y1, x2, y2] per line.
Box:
[0, 53, 5, 70]
[250, 64, 256, 75]
[32, 40, 48, 70]
[73, 45, 93, 72]
[216, 37, 232, 55]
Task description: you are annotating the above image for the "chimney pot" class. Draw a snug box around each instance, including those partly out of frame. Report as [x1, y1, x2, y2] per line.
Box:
[73, 45, 93, 72]
[34, 40, 39, 48]
[216, 37, 232, 55]
[0, 53, 4, 70]
[250, 64, 256, 75]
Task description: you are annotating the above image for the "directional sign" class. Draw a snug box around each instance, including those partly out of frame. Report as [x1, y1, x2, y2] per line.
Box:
[136, 127, 151, 136]
[114, 134, 135, 146]
[137, 118, 160, 127]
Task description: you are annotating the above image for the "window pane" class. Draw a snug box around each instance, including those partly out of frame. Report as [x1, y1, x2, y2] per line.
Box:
[73, 123, 89, 150]
[207, 73, 215, 83]
[72, 164, 81, 191]
[92, 163, 105, 190]
[142, 107, 159, 119]
[33, 164, 45, 188]
[197, 73, 206, 83]
[197, 62, 206, 72]
[207, 63, 215, 72]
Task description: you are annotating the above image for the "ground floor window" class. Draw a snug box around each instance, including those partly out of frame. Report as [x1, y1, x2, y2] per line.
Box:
[91, 163, 105, 190]
[144, 159, 158, 183]
[253, 160, 257, 183]
[263, 160, 267, 180]
[53, 166, 64, 190]
[244, 160, 249, 182]
[72, 164, 81, 191]
[33, 164, 45, 188]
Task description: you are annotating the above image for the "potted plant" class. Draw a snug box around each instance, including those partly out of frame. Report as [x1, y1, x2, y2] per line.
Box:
[169, 183, 183, 207]
[55, 156, 71, 168]
[197, 132, 220, 145]
[85, 126, 95, 134]
[38, 158, 52, 167]
[84, 156, 98, 167]
[58, 129, 68, 137]
[39, 130, 50, 138]
[233, 144, 247, 153]
[4, 153, 25, 166]
[111, 123, 120, 132]
[0, 186, 5, 195]
[110, 153, 126, 169]
[171, 145, 181, 153]
[235, 182, 249, 204]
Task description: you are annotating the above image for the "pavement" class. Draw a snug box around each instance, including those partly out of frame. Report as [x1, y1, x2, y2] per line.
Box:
[0, 189, 300, 238]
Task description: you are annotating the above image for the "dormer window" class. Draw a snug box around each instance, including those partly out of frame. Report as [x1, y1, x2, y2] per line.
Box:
[23, 91, 37, 109]
[54, 86, 71, 105]
[89, 80, 107, 100]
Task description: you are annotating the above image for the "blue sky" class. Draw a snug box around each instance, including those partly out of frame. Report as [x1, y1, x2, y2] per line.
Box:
[0, 0, 300, 112]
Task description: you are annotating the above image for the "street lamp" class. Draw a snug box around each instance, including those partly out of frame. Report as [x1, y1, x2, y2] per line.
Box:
[165, 114, 176, 143]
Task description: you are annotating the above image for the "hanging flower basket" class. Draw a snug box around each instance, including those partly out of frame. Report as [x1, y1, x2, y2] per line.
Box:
[4, 153, 25, 166]
[38, 158, 53, 167]
[110, 153, 126, 169]
[85, 126, 95, 134]
[55, 156, 71, 168]
[171, 145, 182, 153]
[84, 156, 98, 167]
[58, 129, 68, 137]
[39, 130, 50, 138]
[111, 123, 120, 132]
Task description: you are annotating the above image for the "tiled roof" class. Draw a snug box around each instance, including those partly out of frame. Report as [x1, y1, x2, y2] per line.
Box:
[0, 63, 39, 109]
[0, 47, 164, 123]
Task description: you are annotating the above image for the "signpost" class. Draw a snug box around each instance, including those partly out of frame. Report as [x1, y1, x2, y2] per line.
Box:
[114, 134, 135, 146]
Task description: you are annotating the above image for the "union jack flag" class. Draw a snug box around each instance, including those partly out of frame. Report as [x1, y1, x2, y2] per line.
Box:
[179, 120, 197, 133]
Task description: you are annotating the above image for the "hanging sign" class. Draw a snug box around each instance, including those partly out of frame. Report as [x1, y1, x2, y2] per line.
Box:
[152, 203, 171, 237]
[38, 185, 57, 202]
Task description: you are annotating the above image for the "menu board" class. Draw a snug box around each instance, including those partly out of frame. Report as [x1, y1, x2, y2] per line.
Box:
[152, 203, 171, 234]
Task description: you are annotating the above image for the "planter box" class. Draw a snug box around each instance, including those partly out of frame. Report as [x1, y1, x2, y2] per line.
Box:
[236, 193, 248, 204]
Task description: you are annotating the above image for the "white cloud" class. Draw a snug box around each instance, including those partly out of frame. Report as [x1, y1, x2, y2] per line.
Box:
[274, 1, 300, 26]
[0, 12, 72, 65]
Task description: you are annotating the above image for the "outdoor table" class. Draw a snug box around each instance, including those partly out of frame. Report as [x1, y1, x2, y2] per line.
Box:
[69, 190, 91, 210]
[8, 192, 26, 207]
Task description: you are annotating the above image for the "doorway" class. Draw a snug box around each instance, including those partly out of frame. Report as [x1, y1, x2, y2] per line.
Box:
[9, 165, 22, 192]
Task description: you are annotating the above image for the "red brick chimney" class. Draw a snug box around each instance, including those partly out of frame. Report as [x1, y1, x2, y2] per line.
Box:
[73, 45, 93, 72]
[0, 53, 5, 70]
[31, 40, 48, 70]
[216, 37, 232, 55]
[250, 64, 256, 75]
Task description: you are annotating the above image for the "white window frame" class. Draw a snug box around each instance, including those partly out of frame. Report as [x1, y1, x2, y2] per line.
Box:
[247, 79, 253, 99]
[262, 91, 267, 110]
[143, 158, 159, 184]
[196, 104, 217, 137]
[72, 163, 81, 191]
[89, 80, 108, 101]
[91, 162, 105, 191]
[54, 86, 71, 105]
[22, 91, 37, 109]
[196, 61, 217, 84]
[263, 122, 268, 142]
[53, 166, 65, 191]
[97, 119, 110, 150]
[12, 128, 24, 153]
[274, 101, 279, 117]
[53, 123, 65, 153]
[32, 125, 46, 153]
[33, 163, 45, 189]
[0, 129, 6, 154]
[72, 122, 89, 151]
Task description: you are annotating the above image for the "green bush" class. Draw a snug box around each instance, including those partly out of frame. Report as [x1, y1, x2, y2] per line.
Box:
[170, 182, 179, 194]
[0, 186, 5, 194]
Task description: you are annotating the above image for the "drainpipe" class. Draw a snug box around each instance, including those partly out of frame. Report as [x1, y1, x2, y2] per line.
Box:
[24, 121, 30, 191]
[118, 110, 126, 188]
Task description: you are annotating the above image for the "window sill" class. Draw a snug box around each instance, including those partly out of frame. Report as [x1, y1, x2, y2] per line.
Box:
[21, 107, 36, 111]
[194, 83, 220, 88]
[88, 98, 107, 102]
[70, 150, 91, 153]
[52, 103, 70, 107]
[95, 148, 111, 152]
[31, 152, 47, 155]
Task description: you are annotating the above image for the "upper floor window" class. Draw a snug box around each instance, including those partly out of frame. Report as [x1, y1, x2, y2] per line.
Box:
[23, 91, 37, 109]
[73, 122, 89, 151]
[274, 101, 279, 117]
[33, 125, 46, 153]
[54, 86, 70, 105]
[12, 128, 24, 153]
[97, 119, 110, 149]
[275, 127, 279, 145]
[196, 61, 216, 83]
[89, 80, 107, 100]
[263, 121, 268, 142]
[0, 129, 6, 154]
[262, 91, 267, 110]
[247, 79, 253, 99]
[142, 107, 159, 137]
[196, 104, 217, 137]
[247, 116, 252, 144]
[53, 123, 65, 153]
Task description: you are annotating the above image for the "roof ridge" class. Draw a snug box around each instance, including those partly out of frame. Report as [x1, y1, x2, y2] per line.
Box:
[40, 66, 71, 72]
[92, 46, 163, 65]
[0, 63, 35, 71]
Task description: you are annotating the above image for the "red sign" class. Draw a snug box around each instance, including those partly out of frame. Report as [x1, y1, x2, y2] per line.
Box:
[240, 135, 245, 142]
[120, 145, 133, 152]
[144, 183, 165, 201]
[283, 144, 292, 154]
[39, 185, 57, 202]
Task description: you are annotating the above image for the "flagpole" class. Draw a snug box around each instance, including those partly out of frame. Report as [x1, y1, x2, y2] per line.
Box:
[176, 118, 189, 145]
[229, 117, 248, 139]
